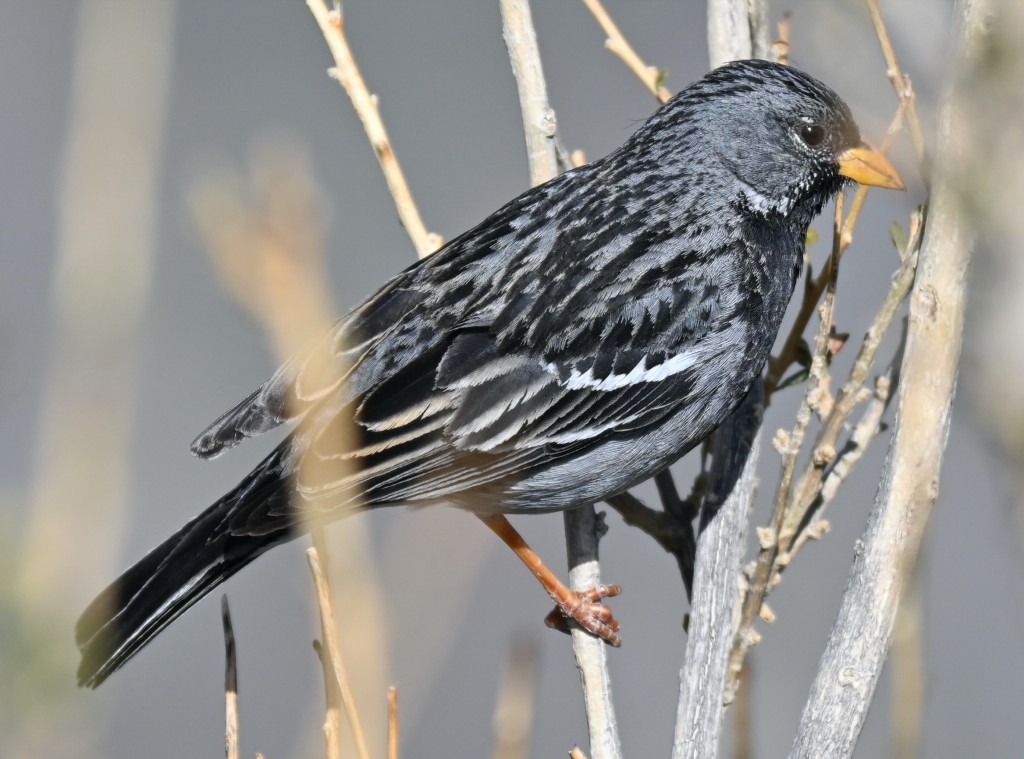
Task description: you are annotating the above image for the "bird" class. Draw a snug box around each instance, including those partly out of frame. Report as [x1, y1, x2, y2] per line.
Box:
[75, 59, 903, 688]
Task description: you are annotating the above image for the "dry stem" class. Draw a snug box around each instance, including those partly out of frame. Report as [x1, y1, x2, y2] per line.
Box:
[388, 686, 399, 759]
[582, 0, 672, 102]
[865, 0, 931, 184]
[790, 0, 983, 750]
[307, 543, 373, 759]
[727, 195, 844, 690]
[306, 0, 442, 258]
[222, 596, 239, 759]
[501, 3, 621, 756]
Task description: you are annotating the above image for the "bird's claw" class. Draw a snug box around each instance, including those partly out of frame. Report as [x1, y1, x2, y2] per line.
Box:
[544, 583, 623, 647]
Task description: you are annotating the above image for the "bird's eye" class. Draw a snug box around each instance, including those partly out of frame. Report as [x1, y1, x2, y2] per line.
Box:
[799, 124, 827, 147]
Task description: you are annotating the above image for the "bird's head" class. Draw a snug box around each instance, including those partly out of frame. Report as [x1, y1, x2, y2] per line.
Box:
[642, 59, 904, 224]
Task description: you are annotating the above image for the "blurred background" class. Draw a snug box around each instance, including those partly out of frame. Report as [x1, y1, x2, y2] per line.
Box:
[1, 1, 1021, 757]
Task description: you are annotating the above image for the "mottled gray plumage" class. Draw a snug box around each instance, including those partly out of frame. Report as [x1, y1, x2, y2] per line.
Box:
[77, 60, 871, 687]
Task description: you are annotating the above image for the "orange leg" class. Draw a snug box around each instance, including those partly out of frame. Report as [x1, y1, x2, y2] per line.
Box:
[478, 514, 622, 646]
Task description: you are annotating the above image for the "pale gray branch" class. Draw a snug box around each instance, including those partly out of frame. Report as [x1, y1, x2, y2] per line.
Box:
[500, 0, 559, 186]
[789, 1, 985, 755]
[666, 4, 769, 757]
[672, 386, 762, 759]
[500, 3, 620, 756]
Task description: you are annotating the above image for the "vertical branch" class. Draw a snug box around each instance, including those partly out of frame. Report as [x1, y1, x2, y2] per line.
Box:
[500, 0, 559, 185]
[790, 0, 985, 755]
[672, 388, 762, 759]
[500, 2, 621, 757]
[307, 545, 373, 759]
[387, 686, 399, 759]
[668, 3, 769, 758]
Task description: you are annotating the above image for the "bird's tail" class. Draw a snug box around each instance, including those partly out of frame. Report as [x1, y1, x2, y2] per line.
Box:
[75, 450, 294, 688]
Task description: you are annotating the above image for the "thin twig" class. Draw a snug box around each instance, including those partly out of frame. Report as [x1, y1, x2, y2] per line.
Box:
[581, 0, 672, 103]
[311, 530, 343, 759]
[306, 0, 442, 257]
[779, 209, 923, 551]
[307, 543, 373, 759]
[388, 686, 399, 759]
[770, 13, 791, 65]
[790, 0, 983, 752]
[865, 0, 930, 184]
[501, 0, 560, 186]
[222, 596, 239, 759]
[500, 3, 621, 757]
[728, 193, 844, 692]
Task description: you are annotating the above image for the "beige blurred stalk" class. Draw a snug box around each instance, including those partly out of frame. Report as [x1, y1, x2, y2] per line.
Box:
[965, 0, 1024, 552]
[187, 138, 394, 758]
[7, 1, 174, 756]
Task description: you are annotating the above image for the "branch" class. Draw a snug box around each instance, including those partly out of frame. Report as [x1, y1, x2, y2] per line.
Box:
[306, 0, 442, 258]
[501, 0, 559, 186]
[728, 194, 845, 695]
[500, 3, 620, 756]
[707, 0, 769, 68]
[307, 543, 373, 759]
[865, 0, 931, 184]
[388, 686, 399, 759]
[663, 5, 771, 757]
[672, 385, 762, 759]
[790, 0, 984, 754]
[582, 0, 672, 103]
[222, 596, 239, 759]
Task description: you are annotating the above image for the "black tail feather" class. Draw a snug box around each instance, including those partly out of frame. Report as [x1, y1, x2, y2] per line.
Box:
[75, 451, 293, 688]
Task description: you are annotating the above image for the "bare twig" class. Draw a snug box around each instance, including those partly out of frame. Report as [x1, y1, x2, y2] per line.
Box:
[865, 0, 930, 184]
[890, 566, 924, 759]
[770, 13, 791, 65]
[672, 385, 763, 759]
[662, 6, 771, 756]
[501, 0, 560, 186]
[311, 528, 343, 759]
[582, 0, 672, 102]
[728, 195, 844, 692]
[790, 0, 984, 753]
[388, 686, 399, 759]
[307, 543, 373, 759]
[564, 508, 623, 759]
[222, 596, 239, 759]
[780, 209, 923, 551]
[306, 0, 442, 257]
[707, 0, 769, 67]
[501, 3, 621, 756]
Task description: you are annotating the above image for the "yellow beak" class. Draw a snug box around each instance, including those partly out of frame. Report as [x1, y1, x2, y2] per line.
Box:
[836, 144, 905, 191]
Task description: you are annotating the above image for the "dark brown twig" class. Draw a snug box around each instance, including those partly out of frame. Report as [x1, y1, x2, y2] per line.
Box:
[222, 596, 239, 759]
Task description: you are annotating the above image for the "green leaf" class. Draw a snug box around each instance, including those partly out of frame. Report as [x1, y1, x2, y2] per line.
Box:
[890, 222, 907, 255]
[794, 338, 813, 368]
[805, 228, 820, 247]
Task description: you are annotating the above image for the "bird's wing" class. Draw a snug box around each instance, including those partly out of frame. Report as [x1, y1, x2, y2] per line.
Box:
[189, 283, 428, 459]
[289, 247, 741, 507]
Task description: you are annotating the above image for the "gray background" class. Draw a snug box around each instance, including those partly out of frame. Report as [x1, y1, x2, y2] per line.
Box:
[2, 1, 1021, 757]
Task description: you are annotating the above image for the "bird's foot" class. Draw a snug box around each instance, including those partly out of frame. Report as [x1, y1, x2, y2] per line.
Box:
[544, 584, 623, 647]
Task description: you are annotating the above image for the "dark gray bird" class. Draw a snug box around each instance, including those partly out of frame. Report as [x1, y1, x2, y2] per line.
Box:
[76, 59, 903, 688]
